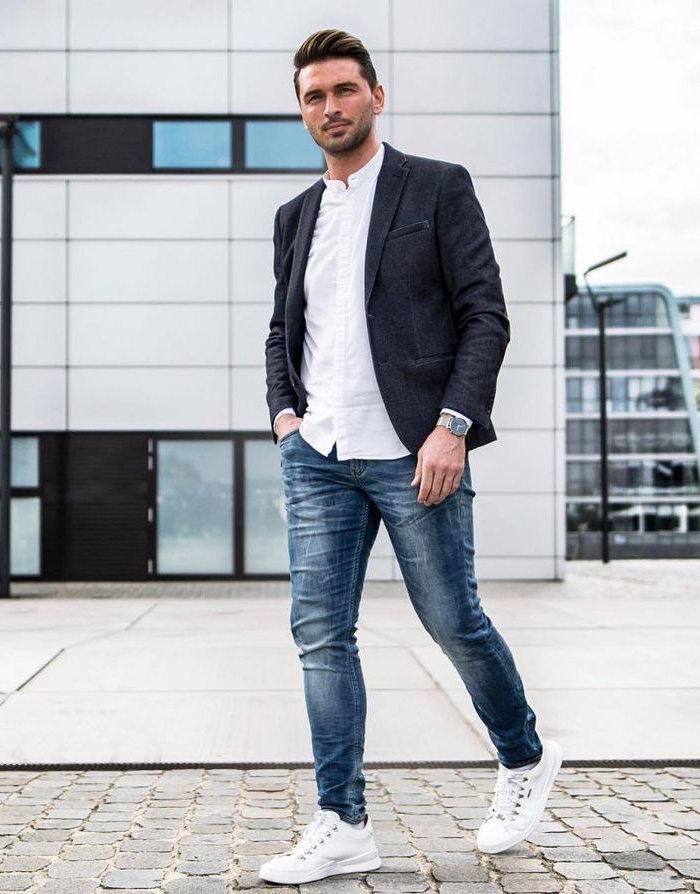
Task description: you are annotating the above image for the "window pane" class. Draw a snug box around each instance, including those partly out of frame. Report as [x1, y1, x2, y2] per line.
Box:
[156, 440, 233, 574]
[153, 121, 231, 169]
[244, 439, 289, 574]
[0, 121, 41, 170]
[11, 496, 40, 575]
[11, 437, 39, 487]
[245, 120, 324, 170]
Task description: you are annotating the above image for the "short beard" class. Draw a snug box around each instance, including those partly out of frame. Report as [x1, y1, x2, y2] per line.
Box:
[315, 103, 375, 158]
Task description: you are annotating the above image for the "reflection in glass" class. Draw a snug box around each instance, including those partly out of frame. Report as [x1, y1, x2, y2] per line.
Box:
[10, 437, 39, 487]
[244, 439, 289, 574]
[0, 121, 40, 170]
[153, 121, 231, 169]
[245, 120, 324, 170]
[11, 497, 40, 574]
[157, 440, 233, 573]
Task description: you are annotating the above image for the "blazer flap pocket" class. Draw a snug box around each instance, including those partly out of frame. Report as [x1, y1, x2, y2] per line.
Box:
[386, 218, 431, 241]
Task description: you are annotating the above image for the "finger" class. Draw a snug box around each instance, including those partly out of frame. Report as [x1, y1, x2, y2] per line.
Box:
[437, 472, 457, 504]
[411, 453, 422, 487]
[426, 471, 448, 505]
[418, 466, 435, 503]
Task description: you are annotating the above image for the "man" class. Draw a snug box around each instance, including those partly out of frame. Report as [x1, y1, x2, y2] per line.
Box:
[261, 28, 562, 887]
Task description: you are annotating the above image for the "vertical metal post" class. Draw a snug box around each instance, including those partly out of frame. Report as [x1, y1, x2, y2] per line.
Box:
[597, 300, 610, 563]
[0, 120, 15, 598]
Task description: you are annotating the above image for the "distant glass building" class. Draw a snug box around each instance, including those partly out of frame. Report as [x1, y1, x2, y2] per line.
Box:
[565, 284, 700, 559]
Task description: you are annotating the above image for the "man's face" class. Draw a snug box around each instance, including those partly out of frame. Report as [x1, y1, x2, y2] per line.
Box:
[297, 57, 384, 157]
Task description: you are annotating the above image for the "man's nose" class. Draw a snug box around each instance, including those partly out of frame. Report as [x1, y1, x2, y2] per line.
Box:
[324, 94, 341, 118]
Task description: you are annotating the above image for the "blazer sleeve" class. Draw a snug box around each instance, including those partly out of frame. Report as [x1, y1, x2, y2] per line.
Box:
[264, 206, 299, 444]
[434, 163, 511, 431]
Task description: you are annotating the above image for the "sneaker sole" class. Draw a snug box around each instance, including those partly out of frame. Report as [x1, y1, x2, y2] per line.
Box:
[477, 739, 563, 854]
[259, 848, 382, 884]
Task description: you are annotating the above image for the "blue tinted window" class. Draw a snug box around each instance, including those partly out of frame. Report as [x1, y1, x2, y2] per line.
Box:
[245, 120, 324, 170]
[0, 120, 40, 170]
[153, 121, 231, 169]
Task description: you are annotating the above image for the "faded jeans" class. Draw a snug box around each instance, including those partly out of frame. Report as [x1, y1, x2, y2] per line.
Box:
[279, 428, 542, 825]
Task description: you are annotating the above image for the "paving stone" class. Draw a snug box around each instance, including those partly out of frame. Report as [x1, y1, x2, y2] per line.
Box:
[538, 848, 602, 862]
[432, 863, 491, 882]
[366, 872, 430, 891]
[165, 880, 228, 893]
[39, 881, 102, 893]
[667, 859, 700, 878]
[175, 860, 228, 874]
[299, 880, 366, 893]
[48, 859, 109, 877]
[489, 857, 547, 872]
[618, 870, 686, 890]
[604, 852, 667, 870]
[0, 873, 34, 891]
[500, 873, 562, 892]
[435, 885, 504, 894]
[570, 880, 635, 894]
[551, 862, 618, 880]
[100, 869, 166, 888]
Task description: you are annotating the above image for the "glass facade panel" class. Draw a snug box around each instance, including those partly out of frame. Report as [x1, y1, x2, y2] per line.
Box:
[567, 459, 700, 497]
[156, 440, 234, 574]
[0, 121, 40, 170]
[11, 437, 39, 487]
[565, 290, 669, 329]
[153, 121, 231, 169]
[566, 375, 685, 412]
[567, 418, 694, 455]
[565, 334, 677, 370]
[245, 120, 324, 170]
[11, 496, 40, 575]
[243, 440, 289, 574]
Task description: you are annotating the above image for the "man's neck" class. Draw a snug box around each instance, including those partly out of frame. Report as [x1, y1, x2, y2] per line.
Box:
[324, 137, 382, 187]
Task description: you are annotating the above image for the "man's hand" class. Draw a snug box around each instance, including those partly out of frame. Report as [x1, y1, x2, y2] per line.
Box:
[410, 426, 466, 505]
[275, 415, 303, 442]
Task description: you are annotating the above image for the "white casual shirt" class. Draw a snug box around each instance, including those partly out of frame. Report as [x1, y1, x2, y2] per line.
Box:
[273, 141, 471, 459]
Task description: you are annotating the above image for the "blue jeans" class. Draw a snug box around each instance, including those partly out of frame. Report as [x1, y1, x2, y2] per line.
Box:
[279, 428, 542, 825]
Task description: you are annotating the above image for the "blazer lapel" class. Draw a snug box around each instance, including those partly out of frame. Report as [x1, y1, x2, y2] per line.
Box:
[285, 177, 324, 377]
[364, 142, 409, 309]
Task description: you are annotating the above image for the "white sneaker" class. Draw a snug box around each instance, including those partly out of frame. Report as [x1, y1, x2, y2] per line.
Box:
[258, 808, 382, 885]
[476, 737, 563, 854]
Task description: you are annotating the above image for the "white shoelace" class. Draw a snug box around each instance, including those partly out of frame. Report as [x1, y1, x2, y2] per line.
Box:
[486, 766, 531, 822]
[284, 809, 339, 861]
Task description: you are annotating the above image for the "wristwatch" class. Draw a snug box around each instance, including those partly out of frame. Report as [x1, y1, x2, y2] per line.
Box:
[436, 411, 469, 437]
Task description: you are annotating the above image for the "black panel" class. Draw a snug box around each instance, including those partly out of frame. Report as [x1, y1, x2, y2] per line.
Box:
[41, 433, 150, 580]
[41, 117, 152, 174]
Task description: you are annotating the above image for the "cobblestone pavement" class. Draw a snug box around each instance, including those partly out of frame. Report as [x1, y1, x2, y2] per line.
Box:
[1, 766, 700, 893]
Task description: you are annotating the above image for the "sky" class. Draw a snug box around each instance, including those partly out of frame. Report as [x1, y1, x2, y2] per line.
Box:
[558, 0, 700, 297]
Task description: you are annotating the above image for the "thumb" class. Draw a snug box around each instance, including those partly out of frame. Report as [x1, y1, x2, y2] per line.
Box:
[410, 453, 422, 487]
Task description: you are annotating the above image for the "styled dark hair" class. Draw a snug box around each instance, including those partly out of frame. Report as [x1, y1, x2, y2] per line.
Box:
[293, 28, 378, 102]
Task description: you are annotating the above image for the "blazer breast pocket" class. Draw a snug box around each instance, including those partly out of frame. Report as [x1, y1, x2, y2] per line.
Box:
[385, 219, 431, 241]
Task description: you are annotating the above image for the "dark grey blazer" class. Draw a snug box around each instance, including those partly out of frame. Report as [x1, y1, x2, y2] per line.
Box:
[264, 140, 510, 454]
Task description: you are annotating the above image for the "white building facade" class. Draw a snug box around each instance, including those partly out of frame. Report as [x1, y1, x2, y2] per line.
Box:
[0, 0, 564, 582]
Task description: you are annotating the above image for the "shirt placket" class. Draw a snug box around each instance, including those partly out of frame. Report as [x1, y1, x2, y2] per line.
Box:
[333, 187, 354, 455]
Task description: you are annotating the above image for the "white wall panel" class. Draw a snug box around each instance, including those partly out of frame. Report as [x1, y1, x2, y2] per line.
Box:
[0, 53, 66, 111]
[230, 51, 391, 114]
[69, 305, 229, 366]
[69, 181, 229, 239]
[0, 0, 65, 49]
[394, 53, 551, 114]
[468, 431, 556, 496]
[231, 178, 315, 238]
[475, 494, 556, 557]
[230, 0, 390, 51]
[69, 368, 229, 429]
[395, 115, 552, 176]
[69, 0, 228, 49]
[69, 241, 229, 303]
[13, 369, 66, 430]
[11, 181, 66, 239]
[393, 0, 551, 51]
[477, 178, 555, 240]
[231, 304, 271, 366]
[69, 52, 228, 113]
[504, 303, 555, 367]
[13, 304, 65, 366]
[230, 367, 268, 429]
[494, 241, 555, 305]
[12, 242, 66, 303]
[231, 241, 274, 303]
[491, 367, 557, 430]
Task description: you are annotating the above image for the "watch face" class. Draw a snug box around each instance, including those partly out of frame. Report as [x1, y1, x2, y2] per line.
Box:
[450, 416, 468, 435]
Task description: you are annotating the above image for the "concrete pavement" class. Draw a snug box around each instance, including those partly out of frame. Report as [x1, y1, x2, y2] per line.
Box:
[0, 560, 698, 765]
